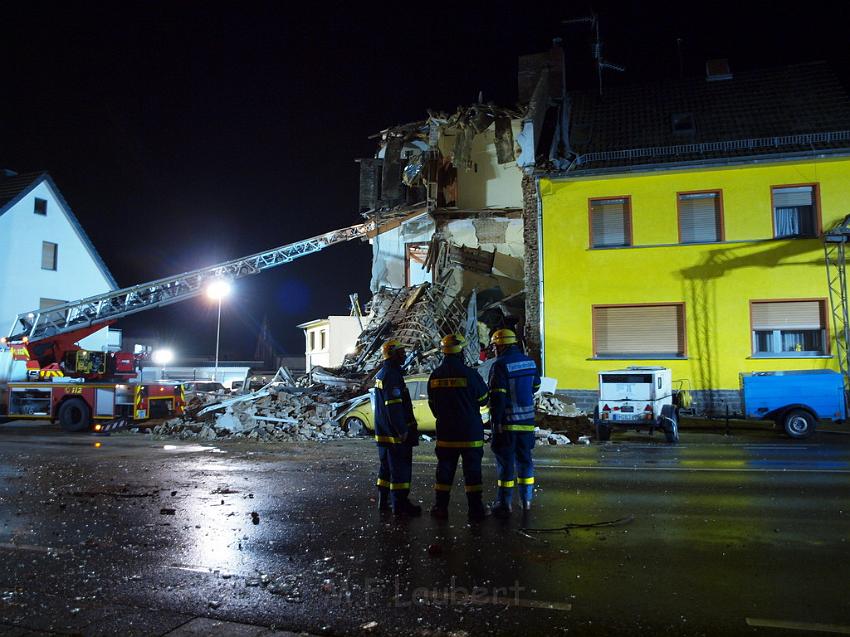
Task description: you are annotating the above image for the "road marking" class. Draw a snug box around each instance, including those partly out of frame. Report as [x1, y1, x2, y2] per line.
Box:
[412, 461, 850, 474]
[0, 542, 70, 555]
[746, 617, 850, 634]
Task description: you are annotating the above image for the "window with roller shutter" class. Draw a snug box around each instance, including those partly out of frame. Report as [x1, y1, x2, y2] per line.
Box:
[751, 300, 827, 356]
[593, 304, 686, 358]
[772, 185, 819, 238]
[590, 197, 631, 248]
[678, 191, 723, 243]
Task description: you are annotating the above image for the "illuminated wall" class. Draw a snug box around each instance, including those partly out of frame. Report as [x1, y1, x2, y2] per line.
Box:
[540, 156, 850, 392]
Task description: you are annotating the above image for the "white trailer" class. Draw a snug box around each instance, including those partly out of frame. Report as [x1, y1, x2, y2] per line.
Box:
[593, 366, 679, 443]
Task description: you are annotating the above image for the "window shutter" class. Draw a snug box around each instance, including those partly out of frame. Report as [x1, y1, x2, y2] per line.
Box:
[41, 242, 57, 270]
[591, 199, 629, 247]
[752, 301, 822, 330]
[773, 186, 813, 208]
[595, 305, 685, 356]
[679, 192, 720, 243]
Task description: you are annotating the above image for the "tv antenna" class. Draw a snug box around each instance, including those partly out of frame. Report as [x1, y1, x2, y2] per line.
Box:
[563, 12, 625, 96]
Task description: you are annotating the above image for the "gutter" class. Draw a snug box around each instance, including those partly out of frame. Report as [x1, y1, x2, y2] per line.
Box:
[544, 148, 850, 180]
[535, 175, 545, 376]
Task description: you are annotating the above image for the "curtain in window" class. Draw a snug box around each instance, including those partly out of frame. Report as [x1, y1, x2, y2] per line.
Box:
[774, 187, 815, 237]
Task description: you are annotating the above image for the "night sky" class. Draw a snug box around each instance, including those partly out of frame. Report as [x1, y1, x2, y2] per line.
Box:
[2, 1, 846, 361]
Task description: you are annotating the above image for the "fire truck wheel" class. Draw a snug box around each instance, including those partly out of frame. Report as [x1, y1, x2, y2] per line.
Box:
[58, 399, 92, 433]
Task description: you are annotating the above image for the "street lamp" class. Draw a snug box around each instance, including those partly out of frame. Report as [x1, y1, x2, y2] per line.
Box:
[152, 348, 174, 381]
[207, 280, 232, 381]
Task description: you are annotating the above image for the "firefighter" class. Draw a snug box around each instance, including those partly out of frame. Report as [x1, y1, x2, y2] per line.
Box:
[373, 339, 422, 517]
[427, 333, 491, 521]
[488, 328, 541, 518]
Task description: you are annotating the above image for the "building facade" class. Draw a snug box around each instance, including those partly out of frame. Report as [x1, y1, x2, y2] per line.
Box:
[0, 171, 118, 351]
[535, 62, 850, 413]
[297, 315, 362, 372]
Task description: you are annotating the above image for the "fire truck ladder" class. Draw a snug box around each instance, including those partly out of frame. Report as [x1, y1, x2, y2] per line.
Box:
[5, 221, 374, 344]
[824, 214, 850, 396]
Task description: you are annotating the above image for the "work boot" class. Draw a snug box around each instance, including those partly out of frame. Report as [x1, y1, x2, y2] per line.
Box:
[430, 505, 449, 520]
[468, 503, 491, 521]
[377, 489, 391, 512]
[491, 502, 512, 519]
[393, 499, 422, 518]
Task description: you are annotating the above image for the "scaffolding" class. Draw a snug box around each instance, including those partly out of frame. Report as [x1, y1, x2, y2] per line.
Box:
[824, 214, 850, 397]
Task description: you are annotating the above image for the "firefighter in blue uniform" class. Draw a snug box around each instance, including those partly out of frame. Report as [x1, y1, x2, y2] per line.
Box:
[427, 334, 491, 521]
[488, 328, 541, 518]
[373, 339, 422, 517]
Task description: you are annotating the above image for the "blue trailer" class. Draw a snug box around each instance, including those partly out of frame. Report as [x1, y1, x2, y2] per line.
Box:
[740, 370, 846, 439]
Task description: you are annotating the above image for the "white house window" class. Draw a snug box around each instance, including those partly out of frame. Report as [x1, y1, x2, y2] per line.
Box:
[679, 192, 722, 243]
[590, 198, 631, 248]
[773, 185, 817, 238]
[320, 330, 327, 351]
[34, 198, 47, 215]
[593, 304, 686, 358]
[41, 241, 57, 270]
[751, 300, 827, 356]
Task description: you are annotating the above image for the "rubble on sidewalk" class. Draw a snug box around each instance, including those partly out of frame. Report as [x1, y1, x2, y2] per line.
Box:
[535, 392, 586, 418]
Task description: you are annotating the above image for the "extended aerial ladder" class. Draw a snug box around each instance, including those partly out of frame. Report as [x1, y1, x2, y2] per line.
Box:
[3, 221, 374, 351]
[824, 214, 850, 397]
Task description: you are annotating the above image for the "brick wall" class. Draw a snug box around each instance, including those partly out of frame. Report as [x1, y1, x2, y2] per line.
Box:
[522, 174, 541, 364]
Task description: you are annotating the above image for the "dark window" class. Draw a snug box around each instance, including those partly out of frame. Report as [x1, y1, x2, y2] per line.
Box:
[34, 198, 47, 215]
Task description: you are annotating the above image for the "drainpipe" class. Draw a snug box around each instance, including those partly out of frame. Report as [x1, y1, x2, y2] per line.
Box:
[535, 175, 546, 376]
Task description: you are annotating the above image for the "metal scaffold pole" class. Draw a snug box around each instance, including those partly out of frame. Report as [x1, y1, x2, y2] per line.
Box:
[824, 214, 850, 402]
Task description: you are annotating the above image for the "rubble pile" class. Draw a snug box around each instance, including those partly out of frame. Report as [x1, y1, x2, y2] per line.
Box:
[151, 384, 367, 443]
[309, 282, 470, 388]
[535, 392, 586, 418]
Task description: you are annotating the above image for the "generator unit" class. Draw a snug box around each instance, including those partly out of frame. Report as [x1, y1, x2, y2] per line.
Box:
[593, 366, 679, 443]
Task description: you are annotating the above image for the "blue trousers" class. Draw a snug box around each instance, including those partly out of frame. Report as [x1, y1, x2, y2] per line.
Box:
[434, 445, 484, 508]
[377, 444, 413, 509]
[491, 431, 535, 505]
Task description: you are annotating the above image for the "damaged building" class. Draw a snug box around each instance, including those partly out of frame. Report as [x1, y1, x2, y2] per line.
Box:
[355, 104, 529, 359]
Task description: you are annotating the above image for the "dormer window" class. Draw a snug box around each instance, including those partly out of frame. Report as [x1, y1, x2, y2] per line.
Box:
[671, 113, 696, 137]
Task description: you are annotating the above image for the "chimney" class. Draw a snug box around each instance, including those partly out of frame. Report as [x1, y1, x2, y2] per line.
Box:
[706, 58, 732, 81]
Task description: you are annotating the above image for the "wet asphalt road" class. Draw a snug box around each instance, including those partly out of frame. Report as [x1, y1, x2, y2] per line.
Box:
[0, 421, 849, 636]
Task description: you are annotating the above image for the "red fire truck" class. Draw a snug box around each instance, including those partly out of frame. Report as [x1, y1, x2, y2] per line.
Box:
[1, 327, 184, 432]
[1, 220, 372, 433]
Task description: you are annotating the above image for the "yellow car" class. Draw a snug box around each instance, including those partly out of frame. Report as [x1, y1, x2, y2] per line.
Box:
[340, 373, 490, 434]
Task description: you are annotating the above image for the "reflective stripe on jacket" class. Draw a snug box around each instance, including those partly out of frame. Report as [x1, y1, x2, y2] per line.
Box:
[489, 345, 541, 427]
[427, 354, 489, 444]
[373, 360, 415, 446]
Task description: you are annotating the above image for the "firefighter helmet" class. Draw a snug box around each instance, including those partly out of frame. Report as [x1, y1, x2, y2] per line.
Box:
[381, 339, 405, 360]
[490, 328, 517, 346]
[440, 333, 467, 354]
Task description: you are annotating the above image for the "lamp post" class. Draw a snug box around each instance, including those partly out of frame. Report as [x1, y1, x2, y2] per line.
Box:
[152, 348, 174, 381]
[207, 280, 232, 381]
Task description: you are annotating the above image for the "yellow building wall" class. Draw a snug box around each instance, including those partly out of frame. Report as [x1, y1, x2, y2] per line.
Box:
[541, 156, 850, 391]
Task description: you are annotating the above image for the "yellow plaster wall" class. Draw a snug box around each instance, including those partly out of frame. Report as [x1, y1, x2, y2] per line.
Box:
[541, 157, 850, 390]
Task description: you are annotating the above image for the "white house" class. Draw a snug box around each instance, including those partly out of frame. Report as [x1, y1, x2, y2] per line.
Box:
[297, 315, 363, 372]
[0, 170, 119, 351]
